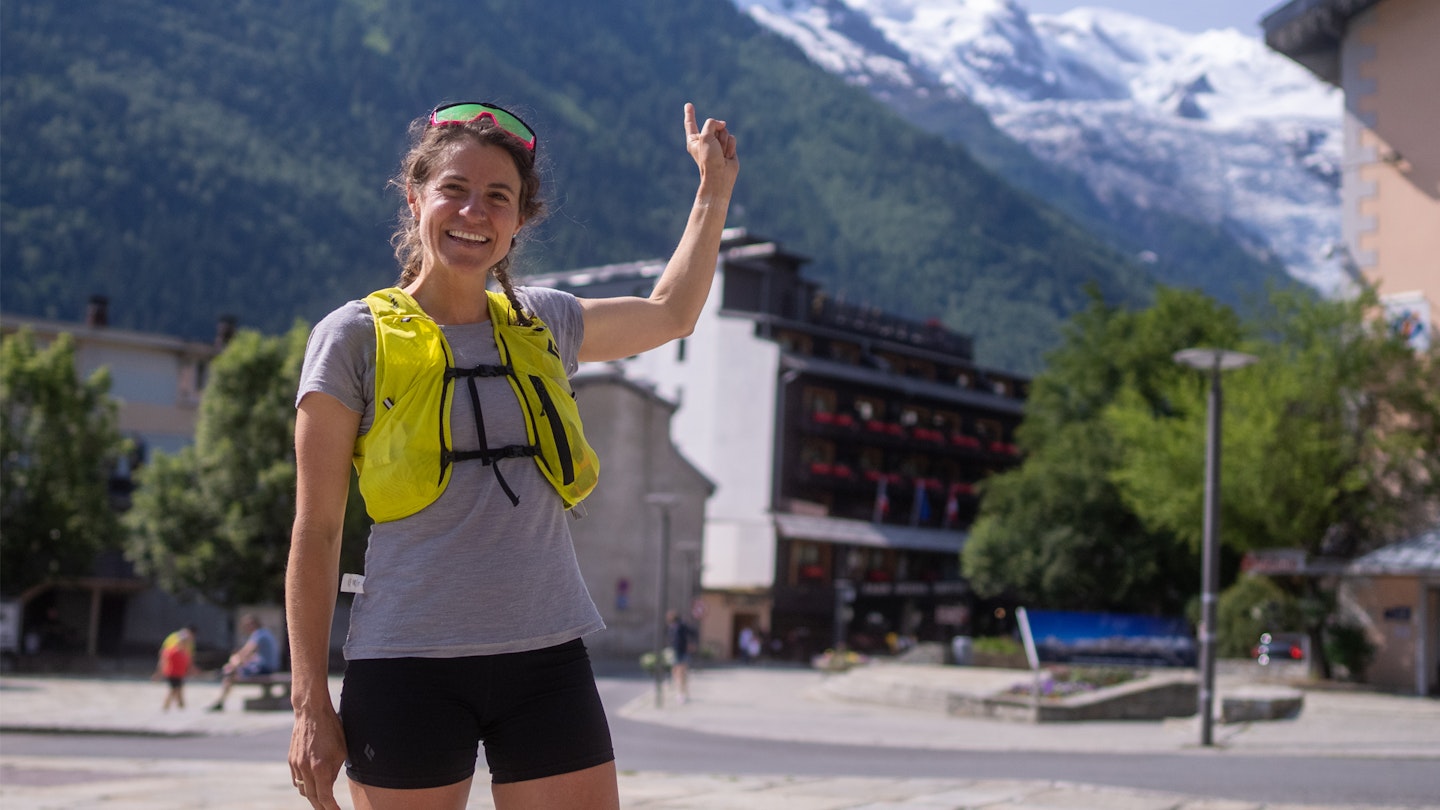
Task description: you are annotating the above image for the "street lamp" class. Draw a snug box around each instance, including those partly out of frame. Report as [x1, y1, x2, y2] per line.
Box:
[1173, 347, 1258, 746]
[645, 492, 680, 708]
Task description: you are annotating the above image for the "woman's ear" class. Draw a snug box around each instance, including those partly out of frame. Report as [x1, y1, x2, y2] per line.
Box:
[406, 184, 420, 219]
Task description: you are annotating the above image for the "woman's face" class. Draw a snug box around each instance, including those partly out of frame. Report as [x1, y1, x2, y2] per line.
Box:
[408, 139, 525, 282]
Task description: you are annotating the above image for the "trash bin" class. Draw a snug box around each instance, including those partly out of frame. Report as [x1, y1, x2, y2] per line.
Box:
[950, 635, 973, 666]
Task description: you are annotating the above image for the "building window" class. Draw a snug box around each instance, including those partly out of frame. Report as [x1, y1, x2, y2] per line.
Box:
[777, 330, 814, 355]
[802, 385, 837, 418]
[790, 541, 830, 585]
[854, 395, 885, 424]
[858, 446, 886, 477]
[800, 435, 835, 466]
[829, 341, 861, 364]
[898, 404, 928, 428]
[898, 453, 929, 480]
[974, 418, 1002, 442]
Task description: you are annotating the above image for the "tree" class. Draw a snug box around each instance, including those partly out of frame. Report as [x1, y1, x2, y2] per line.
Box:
[125, 321, 369, 607]
[966, 281, 1438, 669]
[962, 287, 1245, 614]
[1107, 286, 1440, 560]
[0, 328, 129, 595]
[1105, 287, 1440, 674]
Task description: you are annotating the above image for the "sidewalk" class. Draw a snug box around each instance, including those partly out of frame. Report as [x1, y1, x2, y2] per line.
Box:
[3, 665, 1438, 809]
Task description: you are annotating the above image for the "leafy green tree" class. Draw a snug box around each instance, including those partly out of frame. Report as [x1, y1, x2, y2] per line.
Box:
[1, 328, 128, 595]
[1216, 575, 1302, 658]
[1104, 287, 1440, 674]
[964, 283, 1438, 626]
[125, 321, 369, 606]
[962, 287, 1244, 614]
[1106, 287, 1440, 560]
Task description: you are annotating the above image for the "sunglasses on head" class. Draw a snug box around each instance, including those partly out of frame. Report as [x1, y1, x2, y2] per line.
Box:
[429, 102, 537, 152]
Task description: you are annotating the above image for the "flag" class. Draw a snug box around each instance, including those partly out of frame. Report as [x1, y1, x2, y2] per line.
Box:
[943, 488, 960, 529]
[872, 477, 890, 522]
[912, 484, 931, 526]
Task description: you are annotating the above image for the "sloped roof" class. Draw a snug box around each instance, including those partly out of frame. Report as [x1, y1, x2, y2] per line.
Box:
[1262, 0, 1383, 84]
[1348, 524, 1440, 575]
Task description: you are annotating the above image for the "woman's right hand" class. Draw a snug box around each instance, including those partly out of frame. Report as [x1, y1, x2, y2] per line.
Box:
[286, 393, 361, 808]
[289, 702, 347, 809]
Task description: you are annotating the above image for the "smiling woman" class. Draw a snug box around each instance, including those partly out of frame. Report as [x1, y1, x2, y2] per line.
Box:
[284, 100, 737, 810]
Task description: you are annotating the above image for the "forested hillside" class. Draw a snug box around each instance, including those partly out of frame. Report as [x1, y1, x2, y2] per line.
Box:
[1, 0, 1155, 372]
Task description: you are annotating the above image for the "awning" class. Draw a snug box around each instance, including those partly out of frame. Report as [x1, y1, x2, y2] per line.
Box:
[779, 354, 1024, 415]
[774, 513, 967, 555]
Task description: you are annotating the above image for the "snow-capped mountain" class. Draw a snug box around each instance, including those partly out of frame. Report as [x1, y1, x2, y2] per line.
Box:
[735, 0, 1347, 295]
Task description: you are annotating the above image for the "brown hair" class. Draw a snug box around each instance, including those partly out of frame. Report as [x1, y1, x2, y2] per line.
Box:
[390, 114, 547, 322]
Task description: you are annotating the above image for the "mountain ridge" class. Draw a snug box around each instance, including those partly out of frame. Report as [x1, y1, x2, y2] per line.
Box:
[735, 0, 1343, 299]
[5, 0, 1175, 373]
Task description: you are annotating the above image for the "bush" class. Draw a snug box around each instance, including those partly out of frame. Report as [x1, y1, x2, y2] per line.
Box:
[973, 636, 1024, 656]
[1007, 665, 1139, 698]
[1324, 623, 1375, 682]
[1217, 575, 1303, 658]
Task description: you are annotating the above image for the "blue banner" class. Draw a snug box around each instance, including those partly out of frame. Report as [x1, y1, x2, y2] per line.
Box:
[1020, 609, 1197, 668]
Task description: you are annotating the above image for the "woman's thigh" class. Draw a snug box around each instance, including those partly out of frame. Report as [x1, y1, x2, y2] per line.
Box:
[350, 777, 474, 810]
[490, 761, 618, 810]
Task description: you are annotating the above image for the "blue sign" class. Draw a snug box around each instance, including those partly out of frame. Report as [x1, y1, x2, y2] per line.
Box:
[1019, 609, 1197, 668]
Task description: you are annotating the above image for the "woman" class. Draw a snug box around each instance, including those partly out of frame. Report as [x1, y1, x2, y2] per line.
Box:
[285, 99, 737, 810]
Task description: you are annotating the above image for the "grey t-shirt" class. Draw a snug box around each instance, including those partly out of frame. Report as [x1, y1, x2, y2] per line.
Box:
[297, 286, 605, 660]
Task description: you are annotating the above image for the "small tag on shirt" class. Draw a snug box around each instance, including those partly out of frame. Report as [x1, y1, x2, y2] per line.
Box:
[340, 573, 365, 594]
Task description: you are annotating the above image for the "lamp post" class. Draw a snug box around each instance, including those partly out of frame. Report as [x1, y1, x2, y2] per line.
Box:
[1173, 347, 1257, 746]
[645, 493, 680, 708]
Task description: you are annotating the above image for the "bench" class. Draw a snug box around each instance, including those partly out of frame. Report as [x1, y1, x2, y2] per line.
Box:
[234, 672, 292, 711]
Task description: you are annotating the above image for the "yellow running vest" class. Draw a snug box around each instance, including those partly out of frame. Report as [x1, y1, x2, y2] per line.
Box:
[354, 287, 599, 523]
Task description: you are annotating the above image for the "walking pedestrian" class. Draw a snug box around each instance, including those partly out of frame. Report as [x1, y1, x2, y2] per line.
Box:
[153, 625, 196, 711]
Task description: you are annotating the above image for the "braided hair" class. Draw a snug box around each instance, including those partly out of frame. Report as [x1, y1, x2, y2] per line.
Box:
[390, 113, 547, 324]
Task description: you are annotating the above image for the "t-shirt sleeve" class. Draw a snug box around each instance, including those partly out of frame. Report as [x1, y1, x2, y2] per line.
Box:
[518, 286, 585, 376]
[297, 300, 373, 421]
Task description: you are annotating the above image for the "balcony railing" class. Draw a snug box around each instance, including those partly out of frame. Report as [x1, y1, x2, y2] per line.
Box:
[808, 297, 974, 358]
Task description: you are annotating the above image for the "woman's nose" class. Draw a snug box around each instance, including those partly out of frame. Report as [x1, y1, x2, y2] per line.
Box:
[460, 194, 487, 219]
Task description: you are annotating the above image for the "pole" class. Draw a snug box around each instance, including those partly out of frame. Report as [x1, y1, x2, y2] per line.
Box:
[652, 502, 672, 709]
[1198, 364, 1222, 746]
[1174, 346, 1255, 747]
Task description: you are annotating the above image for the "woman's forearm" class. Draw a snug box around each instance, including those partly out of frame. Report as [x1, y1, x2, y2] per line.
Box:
[286, 520, 342, 713]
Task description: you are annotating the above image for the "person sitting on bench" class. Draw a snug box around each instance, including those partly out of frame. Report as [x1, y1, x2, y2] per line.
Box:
[209, 614, 280, 711]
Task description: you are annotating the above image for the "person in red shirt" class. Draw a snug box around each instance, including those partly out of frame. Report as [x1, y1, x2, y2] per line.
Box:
[154, 625, 196, 711]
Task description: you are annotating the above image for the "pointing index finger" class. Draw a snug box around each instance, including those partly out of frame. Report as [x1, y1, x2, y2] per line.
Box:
[684, 102, 698, 138]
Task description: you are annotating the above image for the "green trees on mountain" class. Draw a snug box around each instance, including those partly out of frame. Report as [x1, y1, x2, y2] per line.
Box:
[963, 285, 1440, 625]
[0, 329, 128, 595]
[2, 0, 1155, 375]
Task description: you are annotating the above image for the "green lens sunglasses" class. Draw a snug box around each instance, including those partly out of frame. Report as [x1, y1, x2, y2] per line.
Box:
[430, 102, 536, 152]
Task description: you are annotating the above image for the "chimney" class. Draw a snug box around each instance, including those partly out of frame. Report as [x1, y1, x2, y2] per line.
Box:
[215, 315, 238, 347]
[86, 295, 109, 327]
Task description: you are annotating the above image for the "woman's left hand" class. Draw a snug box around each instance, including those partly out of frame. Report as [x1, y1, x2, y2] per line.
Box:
[685, 103, 739, 191]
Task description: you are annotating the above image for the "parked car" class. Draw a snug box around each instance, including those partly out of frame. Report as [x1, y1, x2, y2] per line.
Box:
[1254, 632, 1308, 665]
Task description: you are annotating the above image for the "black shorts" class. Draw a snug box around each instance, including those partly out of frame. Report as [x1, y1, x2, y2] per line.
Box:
[340, 638, 614, 789]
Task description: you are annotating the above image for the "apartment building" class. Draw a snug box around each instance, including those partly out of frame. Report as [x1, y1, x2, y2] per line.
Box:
[1265, 0, 1438, 351]
[532, 230, 1027, 661]
[1264, 0, 1439, 695]
[1, 297, 232, 659]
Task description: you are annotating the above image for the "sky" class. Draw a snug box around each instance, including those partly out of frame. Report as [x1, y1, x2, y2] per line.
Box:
[1018, 0, 1289, 35]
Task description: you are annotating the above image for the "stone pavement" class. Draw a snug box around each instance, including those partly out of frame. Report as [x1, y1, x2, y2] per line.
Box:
[2, 663, 1438, 809]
